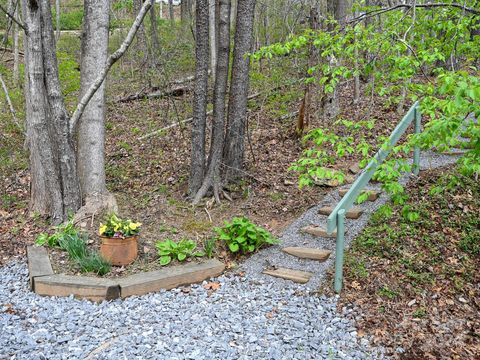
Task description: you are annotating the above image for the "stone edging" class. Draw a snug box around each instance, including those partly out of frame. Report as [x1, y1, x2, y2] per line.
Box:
[27, 246, 225, 302]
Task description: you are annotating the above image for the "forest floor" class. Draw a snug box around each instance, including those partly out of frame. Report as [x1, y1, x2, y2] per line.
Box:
[325, 167, 480, 359]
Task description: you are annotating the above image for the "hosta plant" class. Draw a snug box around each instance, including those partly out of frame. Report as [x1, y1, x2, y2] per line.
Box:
[155, 238, 205, 266]
[215, 217, 279, 254]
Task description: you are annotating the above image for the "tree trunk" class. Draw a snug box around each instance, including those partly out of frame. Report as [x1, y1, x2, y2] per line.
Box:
[209, 0, 217, 81]
[134, 0, 148, 62]
[189, 0, 209, 196]
[169, 0, 174, 25]
[13, 2, 20, 85]
[193, 0, 230, 204]
[23, 0, 81, 224]
[150, 2, 160, 61]
[223, 0, 256, 182]
[77, 0, 110, 200]
[55, 0, 60, 41]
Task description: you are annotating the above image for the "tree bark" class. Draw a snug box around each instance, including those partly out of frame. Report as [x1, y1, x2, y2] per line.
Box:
[77, 0, 110, 199]
[169, 0, 174, 25]
[13, 1, 20, 85]
[193, 0, 230, 204]
[55, 0, 60, 41]
[189, 0, 209, 196]
[209, 0, 217, 81]
[23, 0, 81, 224]
[149, 2, 160, 62]
[223, 0, 256, 182]
[134, 0, 148, 62]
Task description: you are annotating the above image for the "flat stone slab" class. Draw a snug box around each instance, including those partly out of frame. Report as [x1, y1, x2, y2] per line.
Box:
[27, 246, 54, 290]
[300, 225, 336, 238]
[34, 274, 120, 302]
[338, 188, 381, 201]
[263, 267, 313, 284]
[282, 247, 331, 261]
[318, 206, 364, 219]
[118, 259, 225, 298]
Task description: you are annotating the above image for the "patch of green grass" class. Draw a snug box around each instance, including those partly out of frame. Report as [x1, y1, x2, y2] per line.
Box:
[378, 286, 398, 299]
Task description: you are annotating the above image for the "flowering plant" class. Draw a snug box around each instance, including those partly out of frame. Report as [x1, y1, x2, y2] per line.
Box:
[99, 213, 142, 238]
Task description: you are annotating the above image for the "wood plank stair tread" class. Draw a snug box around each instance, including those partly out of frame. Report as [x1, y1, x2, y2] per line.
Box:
[282, 247, 331, 261]
[263, 267, 313, 284]
[300, 225, 336, 238]
[338, 188, 381, 201]
[318, 206, 364, 219]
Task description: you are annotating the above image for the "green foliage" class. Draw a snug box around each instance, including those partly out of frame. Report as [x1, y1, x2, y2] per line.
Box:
[155, 239, 205, 266]
[254, 4, 480, 193]
[35, 219, 111, 275]
[215, 217, 279, 254]
[57, 51, 80, 102]
[203, 238, 216, 259]
[77, 253, 111, 276]
[35, 219, 80, 248]
[52, 8, 84, 31]
[290, 119, 375, 188]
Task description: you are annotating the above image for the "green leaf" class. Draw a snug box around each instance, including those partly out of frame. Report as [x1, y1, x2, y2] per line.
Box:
[160, 256, 172, 266]
[177, 253, 187, 261]
[228, 243, 240, 253]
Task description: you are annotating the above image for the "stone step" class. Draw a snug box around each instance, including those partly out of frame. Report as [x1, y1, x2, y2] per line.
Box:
[263, 267, 313, 284]
[300, 225, 336, 238]
[318, 206, 363, 219]
[282, 247, 331, 261]
[338, 188, 381, 201]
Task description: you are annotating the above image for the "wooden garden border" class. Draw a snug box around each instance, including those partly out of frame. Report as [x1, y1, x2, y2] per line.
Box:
[27, 246, 225, 302]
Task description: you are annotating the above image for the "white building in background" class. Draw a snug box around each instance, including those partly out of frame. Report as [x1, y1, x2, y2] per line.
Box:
[155, 0, 181, 5]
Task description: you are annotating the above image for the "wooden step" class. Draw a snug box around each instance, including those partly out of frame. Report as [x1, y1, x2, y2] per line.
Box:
[338, 188, 381, 201]
[300, 225, 336, 238]
[263, 267, 313, 284]
[318, 206, 364, 219]
[282, 247, 331, 261]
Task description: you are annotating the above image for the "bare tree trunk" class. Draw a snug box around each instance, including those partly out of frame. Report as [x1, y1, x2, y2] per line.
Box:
[23, 0, 81, 224]
[159, 0, 163, 19]
[13, 2, 20, 85]
[134, 0, 148, 63]
[55, 0, 60, 41]
[77, 0, 110, 201]
[209, 0, 217, 81]
[189, 0, 209, 196]
[230, 0, 236, 32]
[223, 0, 256, 182]
[193, 0, 230, 204]
[150, 2, 160, 61]
[169, 0, 174, 25]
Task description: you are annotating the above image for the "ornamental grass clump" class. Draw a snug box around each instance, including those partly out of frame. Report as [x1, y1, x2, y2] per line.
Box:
[99, 213, 142, 238]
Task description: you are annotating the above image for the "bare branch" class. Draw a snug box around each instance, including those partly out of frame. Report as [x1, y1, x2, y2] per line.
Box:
[69, 0, 154, 134]
[350, 2, 480, 25]
[0, 3, 27, 34]
[0, 72, 23, 132]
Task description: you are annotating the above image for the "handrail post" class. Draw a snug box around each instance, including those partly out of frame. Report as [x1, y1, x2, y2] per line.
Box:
[334, 209, 346, 293]
[413, 105, 421, 175]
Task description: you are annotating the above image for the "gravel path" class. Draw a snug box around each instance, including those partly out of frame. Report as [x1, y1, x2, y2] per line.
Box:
[0, 151, 459, 359]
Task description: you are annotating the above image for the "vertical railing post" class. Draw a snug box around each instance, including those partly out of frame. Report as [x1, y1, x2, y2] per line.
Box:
[334, 209, 346, 293]
[413, 105, 421, 175]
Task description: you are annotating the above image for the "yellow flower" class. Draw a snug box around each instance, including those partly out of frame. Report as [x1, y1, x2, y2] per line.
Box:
[129, 222, 141, 231]
[114, 224, 121, 232]
[99, 224, 107, 235]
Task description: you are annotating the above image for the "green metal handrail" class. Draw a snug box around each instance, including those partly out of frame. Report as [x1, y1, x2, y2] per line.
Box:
[328, 101, 422, 293]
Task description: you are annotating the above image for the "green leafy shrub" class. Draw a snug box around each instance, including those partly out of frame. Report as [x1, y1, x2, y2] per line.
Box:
[155, 239, 205, 266]
[215, 217, 279, 254]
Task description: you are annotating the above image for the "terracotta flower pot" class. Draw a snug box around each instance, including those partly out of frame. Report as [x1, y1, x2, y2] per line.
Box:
[100, 236, 138, 266]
